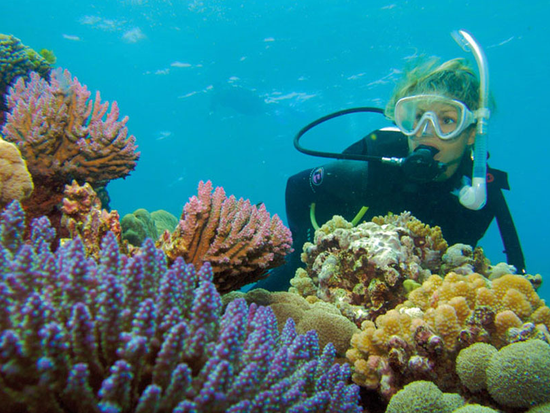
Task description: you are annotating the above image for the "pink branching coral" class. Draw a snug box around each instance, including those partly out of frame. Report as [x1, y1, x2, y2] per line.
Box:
[2, 68, 139, 184]
[158, 180, 293, 294]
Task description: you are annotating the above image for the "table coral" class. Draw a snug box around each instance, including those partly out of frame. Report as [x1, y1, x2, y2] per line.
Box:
[0, 201, 363, 413]
[290, 212, 447, 325]
[346, 271, 550, 401]
[158, 180, 293, 294]
[0, 134, 33, 206]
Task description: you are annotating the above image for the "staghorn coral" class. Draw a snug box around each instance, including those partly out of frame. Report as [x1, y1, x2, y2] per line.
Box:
[0, 201, 362, 413]
[0, 134, 33, 206]
[158, 180, 293, 294]
[0, 34, 53, 126]
[290, 212, 447, 325]
[60, 180, 122, 258]
[346, 271, 550, 401]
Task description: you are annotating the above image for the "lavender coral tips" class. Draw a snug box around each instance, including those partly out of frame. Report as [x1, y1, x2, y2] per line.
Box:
[0, 200, 361, 413]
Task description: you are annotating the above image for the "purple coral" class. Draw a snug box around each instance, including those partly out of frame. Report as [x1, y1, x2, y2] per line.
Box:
[0, 201, 361, 413]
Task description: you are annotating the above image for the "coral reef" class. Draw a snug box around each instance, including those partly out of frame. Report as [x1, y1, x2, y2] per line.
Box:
[121, 208, 159, 247]
[486, 339, 550, 408]
[455, 343, 497, 392]
[121, 208, 178, 247]
[385, 380, 464, 413]
[223, 289, 358, 358]
[0, 34, 53, 125]
[60, 180, 122, 257]
[0, 201, 362, 413]
[1, 67, 139, 228]
[290, 212, 448, 325]
[158, 181, 293, 294]
[0, 134, 33, 206]
[346, 271, 550, 402]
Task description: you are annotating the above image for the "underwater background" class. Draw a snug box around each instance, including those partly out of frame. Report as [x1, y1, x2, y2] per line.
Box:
[2, 0, 549, 300]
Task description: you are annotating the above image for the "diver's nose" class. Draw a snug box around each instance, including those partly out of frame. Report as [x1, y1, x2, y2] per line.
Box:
[419, 120, 436, 137]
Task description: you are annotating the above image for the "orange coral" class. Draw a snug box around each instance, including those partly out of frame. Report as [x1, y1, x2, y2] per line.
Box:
[158, 181, 293, 294]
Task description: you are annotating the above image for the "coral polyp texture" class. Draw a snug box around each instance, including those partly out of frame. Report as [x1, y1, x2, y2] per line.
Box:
[0, 201, 362, 413]
[2, 68, 139, 184]
[346, 271, 550, 402]
[159, 180, 293, 294]
[60, 180, 122, 257]
[289, 213, 447, 325]
[0, 34, 53, 125]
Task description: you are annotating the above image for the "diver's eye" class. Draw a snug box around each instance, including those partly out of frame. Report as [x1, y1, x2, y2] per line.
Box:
[441, 116, 457, 125]
[415, 111, 425, 122]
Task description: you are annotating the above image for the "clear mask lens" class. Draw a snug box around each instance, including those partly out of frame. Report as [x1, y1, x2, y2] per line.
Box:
[395, 95, 474, 140]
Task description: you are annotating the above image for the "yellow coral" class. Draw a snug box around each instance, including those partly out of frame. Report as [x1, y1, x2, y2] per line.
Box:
[0, 135, 33, 206]
[495, 310, 523, 342]
[492, 274, 541, 309]
[532, 306, 550, 332]
[433, 304, 461, 351]
[448, 296, 471, 325]
[502, 289, 532, 319]
[475, 287, 498, 309]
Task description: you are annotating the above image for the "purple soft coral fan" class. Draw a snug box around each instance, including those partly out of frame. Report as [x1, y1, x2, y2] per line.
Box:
[0, 201, 362, 413]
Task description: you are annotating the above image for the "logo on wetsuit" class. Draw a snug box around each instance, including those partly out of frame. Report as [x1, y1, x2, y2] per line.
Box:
[310, 166, 324, 186]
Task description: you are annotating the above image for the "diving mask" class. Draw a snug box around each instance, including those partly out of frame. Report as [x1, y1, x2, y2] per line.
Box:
[394, 94, 476, 140]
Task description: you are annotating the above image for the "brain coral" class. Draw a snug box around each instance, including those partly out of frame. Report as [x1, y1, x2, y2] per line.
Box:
[486, 339, 550, 408]
[385, 380, 463, 413]
[455, 342, 497, 392]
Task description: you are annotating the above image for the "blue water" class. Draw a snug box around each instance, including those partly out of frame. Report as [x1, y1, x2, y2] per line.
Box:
[3, 0, 549, 300]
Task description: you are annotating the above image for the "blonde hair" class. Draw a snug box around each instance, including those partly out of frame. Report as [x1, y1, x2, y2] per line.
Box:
[385, 57, 494, 120]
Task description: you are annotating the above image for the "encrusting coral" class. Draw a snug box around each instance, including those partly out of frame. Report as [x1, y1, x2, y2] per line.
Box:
[290, 212, 447, 325]
[158, 180, 293, 293]
[0, 134, 33, 206]
[0, 201, 362, 413]
[1, 67, 140, 229]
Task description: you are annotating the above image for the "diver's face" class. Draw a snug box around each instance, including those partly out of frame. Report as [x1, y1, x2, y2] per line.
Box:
[408, 125, 476, 180]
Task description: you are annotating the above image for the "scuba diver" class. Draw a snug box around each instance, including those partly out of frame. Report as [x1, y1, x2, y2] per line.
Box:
[257, 30, 525, 292]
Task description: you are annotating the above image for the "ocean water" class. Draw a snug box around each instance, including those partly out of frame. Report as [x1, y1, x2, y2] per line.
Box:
[2, 0, 549, 300]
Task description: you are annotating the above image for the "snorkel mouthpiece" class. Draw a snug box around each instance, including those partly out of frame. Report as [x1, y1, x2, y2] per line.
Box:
[452, 29, 490, 210]
[402, 145, 447, 182]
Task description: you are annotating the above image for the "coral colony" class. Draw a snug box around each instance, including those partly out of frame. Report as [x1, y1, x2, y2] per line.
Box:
[1, 34, 550, 413]
[0, 202, 361, 412]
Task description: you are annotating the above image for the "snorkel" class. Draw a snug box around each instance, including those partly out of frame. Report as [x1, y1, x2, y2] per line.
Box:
[451, 29, 491, 210]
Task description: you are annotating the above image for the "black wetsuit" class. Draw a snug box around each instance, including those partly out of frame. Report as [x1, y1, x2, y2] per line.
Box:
[257, 128, 525, 291]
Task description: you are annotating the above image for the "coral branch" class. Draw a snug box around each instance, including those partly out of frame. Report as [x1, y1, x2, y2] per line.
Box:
[159, 181, 293, 293]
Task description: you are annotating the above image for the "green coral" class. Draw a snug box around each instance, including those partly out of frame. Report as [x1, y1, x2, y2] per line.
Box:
[452, 405, 499, 413]
[0, 34, 52, 95]
[121, 208, 159, 246]
[527, 403, 550, 413]
[456, 342, 498, 392]
[486, 339, 550, 408]
[386, 381, 464, 413]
